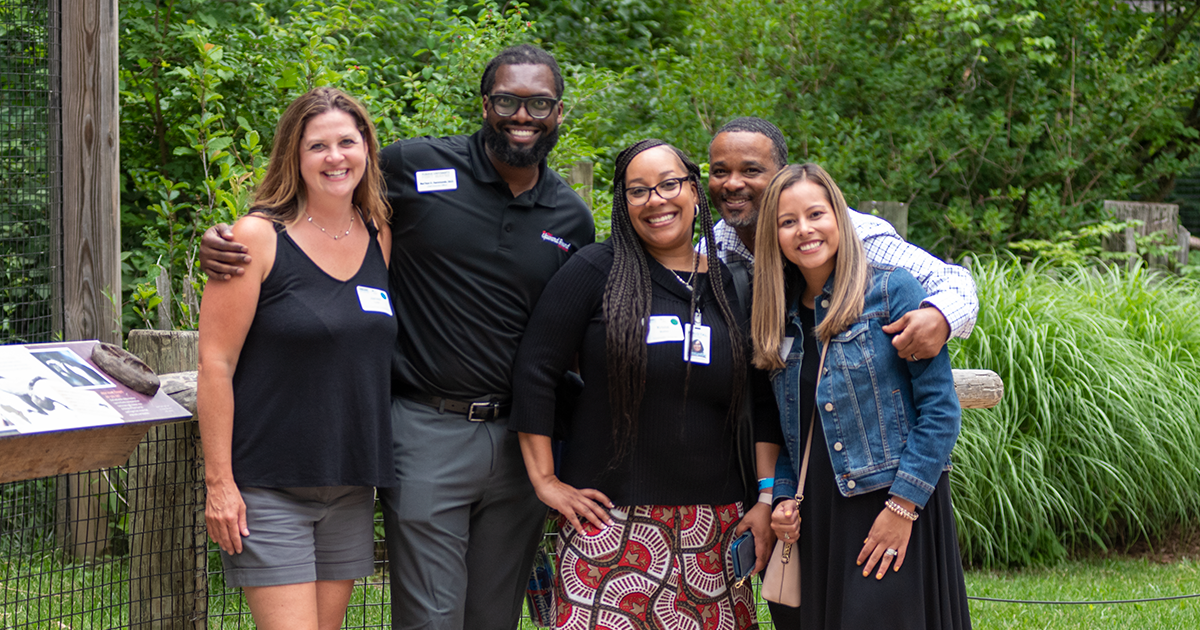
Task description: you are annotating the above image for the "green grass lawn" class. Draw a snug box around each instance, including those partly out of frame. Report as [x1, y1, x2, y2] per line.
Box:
[5, 553, 1199, 628]
[513, 556, 1200, 629]
[965, 557, 1200, 630]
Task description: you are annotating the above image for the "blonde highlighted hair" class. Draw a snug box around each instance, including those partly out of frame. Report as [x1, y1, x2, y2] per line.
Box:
[751, 163, 868, 370]
[251, 87, 389, 229]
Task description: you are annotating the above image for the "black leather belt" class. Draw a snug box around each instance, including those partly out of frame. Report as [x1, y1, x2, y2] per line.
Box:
[404, 392, 511, 422]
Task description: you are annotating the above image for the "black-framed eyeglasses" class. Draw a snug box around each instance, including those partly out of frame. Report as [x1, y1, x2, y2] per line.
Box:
[486, 93, 560, 119]
[625, 177, 690, 206]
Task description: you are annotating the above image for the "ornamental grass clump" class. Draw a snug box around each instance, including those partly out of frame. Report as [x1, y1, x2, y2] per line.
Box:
[949, 257, 1200, 568]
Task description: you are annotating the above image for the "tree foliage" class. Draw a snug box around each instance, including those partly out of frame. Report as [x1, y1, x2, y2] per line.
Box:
[108, 0, 1200, 568]
[541, 0, 1200, 258]
[118, 0, 1200, 328]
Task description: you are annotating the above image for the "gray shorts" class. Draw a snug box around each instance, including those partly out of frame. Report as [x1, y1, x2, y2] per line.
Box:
[219, 485, 376, 588]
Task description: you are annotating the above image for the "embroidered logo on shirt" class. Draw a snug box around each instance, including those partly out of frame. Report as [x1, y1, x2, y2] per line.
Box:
[540, 231, 572, 252]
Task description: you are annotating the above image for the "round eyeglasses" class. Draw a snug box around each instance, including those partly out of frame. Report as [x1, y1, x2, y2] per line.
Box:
[625, 177, 690, 206]
[487, 93, 560, 119]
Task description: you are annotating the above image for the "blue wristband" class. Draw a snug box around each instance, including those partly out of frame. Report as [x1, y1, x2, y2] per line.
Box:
[757, 477, 775, 491]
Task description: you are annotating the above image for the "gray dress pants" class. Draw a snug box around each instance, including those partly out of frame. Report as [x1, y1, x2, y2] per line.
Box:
[379, 396, 547, 630]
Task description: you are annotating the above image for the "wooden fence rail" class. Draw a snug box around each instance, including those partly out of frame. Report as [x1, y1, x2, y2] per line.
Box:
[138, 336, 1002, 628]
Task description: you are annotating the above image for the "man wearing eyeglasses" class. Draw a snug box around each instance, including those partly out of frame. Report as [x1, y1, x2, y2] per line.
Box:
[198, 44, 594, 630]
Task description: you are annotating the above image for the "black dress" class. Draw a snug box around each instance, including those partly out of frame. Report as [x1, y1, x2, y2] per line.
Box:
[768, 306, 972, 630]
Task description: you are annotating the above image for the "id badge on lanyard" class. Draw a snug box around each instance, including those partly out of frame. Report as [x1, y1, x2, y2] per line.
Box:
[683, 310, 711, 365]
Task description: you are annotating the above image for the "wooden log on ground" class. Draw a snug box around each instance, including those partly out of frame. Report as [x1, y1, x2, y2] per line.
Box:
[127, 330, 206, 630]
[860, 201, 909, 240]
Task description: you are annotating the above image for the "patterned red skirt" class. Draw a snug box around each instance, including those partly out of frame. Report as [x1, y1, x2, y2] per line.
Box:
[554, 503, 756, 630]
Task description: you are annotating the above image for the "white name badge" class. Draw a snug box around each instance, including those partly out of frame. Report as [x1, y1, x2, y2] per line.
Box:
[646, 315, 685, 344]
[683, 324, 712, 365]
[356, 286, 394, 316]
[415, 168, 457, 193]
[779, 336, 795, 362]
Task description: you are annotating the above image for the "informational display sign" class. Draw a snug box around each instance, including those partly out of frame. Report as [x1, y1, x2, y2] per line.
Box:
[0, 340, 190, 436]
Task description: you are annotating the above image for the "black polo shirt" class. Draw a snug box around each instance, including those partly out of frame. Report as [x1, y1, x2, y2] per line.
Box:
[381, 130, 595, 400]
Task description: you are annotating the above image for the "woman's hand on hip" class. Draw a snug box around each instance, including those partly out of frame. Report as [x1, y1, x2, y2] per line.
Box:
[770, 499, 800, 542]
[204, 478, 248, 554]
[533, 476, 614, 533]
[857, 504, 915, 580]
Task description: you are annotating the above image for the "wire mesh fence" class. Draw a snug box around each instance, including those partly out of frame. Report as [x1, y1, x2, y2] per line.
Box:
[1, 425, 777, 628]
[0, 0, 62, 346]
[1173, 170, 1200, 237]
[0, 422, 395, 629]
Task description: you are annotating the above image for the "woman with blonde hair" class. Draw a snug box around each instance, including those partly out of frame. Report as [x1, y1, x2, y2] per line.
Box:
[752, 163, 971, 629]
[198, 87, 395, 630]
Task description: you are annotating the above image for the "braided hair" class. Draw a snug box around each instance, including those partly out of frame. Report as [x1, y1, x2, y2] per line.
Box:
[712, 117, 789, 169]
[604, 139, 747, 462]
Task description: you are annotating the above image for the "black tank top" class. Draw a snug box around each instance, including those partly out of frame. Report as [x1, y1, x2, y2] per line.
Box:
[231, 220, 397, 487]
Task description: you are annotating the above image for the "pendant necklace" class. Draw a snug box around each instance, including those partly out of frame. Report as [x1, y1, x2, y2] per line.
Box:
[667, 255, 697, 292]
[307, 211, 355, 240]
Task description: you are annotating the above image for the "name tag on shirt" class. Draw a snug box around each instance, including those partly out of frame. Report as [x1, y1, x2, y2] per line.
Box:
[646, 315, 685, 344]
[357, 286, 394, 316]
[683, 324, 711, 365]
[415, 168, 457, 193]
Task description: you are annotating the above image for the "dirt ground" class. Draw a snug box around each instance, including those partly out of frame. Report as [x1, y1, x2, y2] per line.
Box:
[1122, 526, 1200, 564]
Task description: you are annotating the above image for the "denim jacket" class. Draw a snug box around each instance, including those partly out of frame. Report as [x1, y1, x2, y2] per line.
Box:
[771, 264, 962, 508]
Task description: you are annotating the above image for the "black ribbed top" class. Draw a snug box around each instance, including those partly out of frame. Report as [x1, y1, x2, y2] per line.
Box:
[511, 241, 779, 506]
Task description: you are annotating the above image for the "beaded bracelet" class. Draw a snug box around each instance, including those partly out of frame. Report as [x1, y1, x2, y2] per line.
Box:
[885, 498, 919, 521]
[757, 477, 775, 491]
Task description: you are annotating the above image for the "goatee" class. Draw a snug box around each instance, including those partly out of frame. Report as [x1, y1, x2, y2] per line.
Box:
[482, 122, 559, 168]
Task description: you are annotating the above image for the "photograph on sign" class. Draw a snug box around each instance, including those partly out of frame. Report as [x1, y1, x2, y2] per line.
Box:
[0, 347, 122, 435]
[29, 348, 115, 389]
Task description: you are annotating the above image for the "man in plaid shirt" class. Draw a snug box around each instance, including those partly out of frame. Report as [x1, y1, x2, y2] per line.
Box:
[703, 117, 978, 358]
[711, 120, 979, 627]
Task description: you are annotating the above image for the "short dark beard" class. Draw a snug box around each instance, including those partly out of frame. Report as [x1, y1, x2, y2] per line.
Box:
[482, 121, 559, 168]
[724, 209, 759, 230]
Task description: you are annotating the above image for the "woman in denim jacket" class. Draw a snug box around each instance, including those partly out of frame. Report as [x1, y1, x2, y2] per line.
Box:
[750, 163, 971, 629]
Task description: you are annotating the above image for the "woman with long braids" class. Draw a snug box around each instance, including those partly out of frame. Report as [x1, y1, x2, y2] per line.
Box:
[753, 163, 971, 629]
[511, 139, 781, 629]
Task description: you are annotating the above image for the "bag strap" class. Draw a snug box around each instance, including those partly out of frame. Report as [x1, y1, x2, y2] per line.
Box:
[795, 340, 829, 505]
[727, 259, 752, 313]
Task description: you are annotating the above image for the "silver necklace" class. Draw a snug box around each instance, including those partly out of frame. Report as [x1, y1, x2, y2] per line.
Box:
[667, 258, 697, 292]
[306, 211, 354, 240]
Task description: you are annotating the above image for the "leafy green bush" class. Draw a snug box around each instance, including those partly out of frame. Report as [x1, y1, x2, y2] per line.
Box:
[118, 0, 622, 329]
[950, 256, 1200, 567]
[544, 0, 1200, 259]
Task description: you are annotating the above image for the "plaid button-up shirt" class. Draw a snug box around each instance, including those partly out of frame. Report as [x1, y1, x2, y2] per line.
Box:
[701, 210, 978, 339]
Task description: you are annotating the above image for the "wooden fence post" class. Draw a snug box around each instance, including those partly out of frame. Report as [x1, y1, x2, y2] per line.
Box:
[860, 201, 909, 240]
[1103, 200, 1182, 269]
[569, 161, 593, 210]
[127, 330, 206, 630]
[57, 0, 122, 562]
[1178, 226, 1191, 268]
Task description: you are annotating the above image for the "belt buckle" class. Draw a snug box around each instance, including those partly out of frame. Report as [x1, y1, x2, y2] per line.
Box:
[467, 401, 493, 422]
